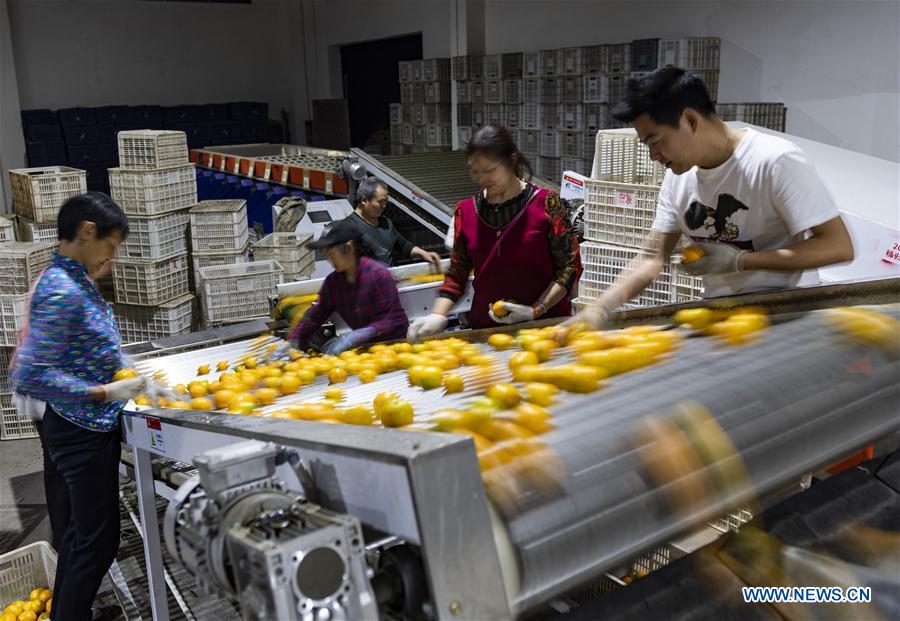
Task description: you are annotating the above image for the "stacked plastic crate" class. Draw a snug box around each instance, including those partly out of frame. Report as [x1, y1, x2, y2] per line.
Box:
[109, 130, 195, 344]
[191, 199, 281, 326]
[717, 103, 787, 132]
[578, 130, 704, 310]
[251, 232, 314, 283]
[9, 165, 86, 244]
[0, 242, 56, 440]
[391, 58, 453, 154]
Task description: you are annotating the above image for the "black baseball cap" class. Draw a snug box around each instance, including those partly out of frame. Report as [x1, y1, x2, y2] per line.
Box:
[307, 218, 361, 250]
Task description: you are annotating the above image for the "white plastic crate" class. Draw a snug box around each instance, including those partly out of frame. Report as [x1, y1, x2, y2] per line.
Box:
[717, 102, 786, 132]
[389, 103, 403, 124]
[117, 130, 188, 170]
[673, 262, 704, 301]
[108, 165, 197, 217]
[584, 74, 610, 103]
[471, 80, 486, 104]
[605, 43, 632, 73]
[522, 78, 542, 104]
[560, 157, 592, 177]
[16, 218, 57, 245]
[451, 56, 468, 81]
[540, 104, 560, 129]
[410, 60, 424, 82]
[585, 103, 611, 131]
[608, 73, 629, 108]
[693, 69, 719, 102]
[484, 104, 504, 126]
[536, 157, 560, 182]
[0, 393, 36, 438]
[400, 83, 417, 104]
[426, 125, 453, 147]
[540, 77, 561, 103]
[592, 130, 666, 185]
[521, 104, 543, 130]
[0, 292, 29, 346]
[251, 232, 313, 267]
[522, 51, 541, 77]
[199, 260, 283, 325]
[559, 47, 584, 75]
[467, 55, 486, 80]
[119, 209, 189, 261]
[540, 131, 562, 157]
[189, 200, 249, 252]
[457, 81, 473, 104]
[414, 125, 426, 146]
[583, 131, 597, 161]
[192, 244, 250, 280]
[9, 166, 87, 224]
[401, 124, 414, 145]
[471, 104, 486, 127]
[579, 241, 674, 307]
[0, 541, 57, 599]
[0, 347, 12, 393]
[658, 37, 721, 70]
[115, 293, 194, 344]
[560, 76, 583, 103]
[0, 242, 55, 294]
[540, 49, 562, 76]
[485, 79, 504, 104]
[509, 129, 523, 149]
[559, 104, 584, 131]
[520, 130, 541, 155]
[113, 253, 190, 306]
[561, 131, 587, 158]
[484, 54, 502, 79]
[410, 104, 426, 125]
[501, 53, 524, 78]
[425, 104, 450, 124]
[422, 58, 450, 82]
[503, 79, 522, 104]
[584, 179, 659, 247]
[457, 126, 473, 145]
[504, 104, 522, 129]
[398, 60, 412, 83]
[425, 81, 451, 103]
[0, 217, 15, 242]
[582, 46, 604, 73]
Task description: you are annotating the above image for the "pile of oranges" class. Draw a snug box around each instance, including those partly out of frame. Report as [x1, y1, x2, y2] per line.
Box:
[1, 588, 52, 621]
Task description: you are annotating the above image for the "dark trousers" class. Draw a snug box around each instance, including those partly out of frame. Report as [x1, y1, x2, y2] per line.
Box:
[35, 418, 72, 552]
[42, 406, 121, 621]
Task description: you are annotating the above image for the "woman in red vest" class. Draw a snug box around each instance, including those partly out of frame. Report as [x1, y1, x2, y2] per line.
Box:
[408, 124, 582, 340]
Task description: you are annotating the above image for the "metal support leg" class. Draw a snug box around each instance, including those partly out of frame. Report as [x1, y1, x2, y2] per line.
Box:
[134, 447, 170, 621]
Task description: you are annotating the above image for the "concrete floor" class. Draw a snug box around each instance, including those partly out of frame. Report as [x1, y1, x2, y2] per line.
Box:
[0, 437, 53, 553]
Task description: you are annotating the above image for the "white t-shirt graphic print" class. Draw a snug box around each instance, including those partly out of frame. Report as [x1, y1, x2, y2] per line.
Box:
[652, 129, 839, 297]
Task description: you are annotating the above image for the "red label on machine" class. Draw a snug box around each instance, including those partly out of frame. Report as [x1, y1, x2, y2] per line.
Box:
[881, 240, 900, 265]
[563, 174, 583, 187]
[146, 416, 162, 430]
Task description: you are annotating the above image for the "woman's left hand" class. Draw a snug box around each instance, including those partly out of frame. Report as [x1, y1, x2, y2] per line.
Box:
[489, 302, 535, 325]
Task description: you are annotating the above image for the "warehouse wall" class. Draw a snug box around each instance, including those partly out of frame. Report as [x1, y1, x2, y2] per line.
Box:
[479, 0, 899, 162]
[6, 0, 304, 133]
[0, 0, 25, 210]
[302, 0, 454, 100]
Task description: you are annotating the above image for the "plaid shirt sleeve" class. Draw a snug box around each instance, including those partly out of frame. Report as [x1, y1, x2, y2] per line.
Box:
[290, 276, 336, 347]
[359, 262, 408, 338]
[438, 202, 473, 302]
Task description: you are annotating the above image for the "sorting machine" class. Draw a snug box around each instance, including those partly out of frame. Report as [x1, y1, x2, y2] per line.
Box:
[118, 279, 900, 621]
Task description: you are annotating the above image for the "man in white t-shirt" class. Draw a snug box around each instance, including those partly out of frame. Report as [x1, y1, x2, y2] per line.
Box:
[570, 67, 853, 327]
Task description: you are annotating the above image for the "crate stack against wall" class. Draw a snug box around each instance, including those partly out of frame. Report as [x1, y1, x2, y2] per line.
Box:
[451, 37, 720, 183]
[578, 130, 704, 310]
[391, 58, 453, 154]
[0, 242, 56, 440]
[109, 130, 196, 344]
[9, 165, 86, 246]
[717, 103, 787, 132]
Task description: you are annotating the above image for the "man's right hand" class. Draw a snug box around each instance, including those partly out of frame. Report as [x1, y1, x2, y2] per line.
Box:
[407, 313, 448, 342]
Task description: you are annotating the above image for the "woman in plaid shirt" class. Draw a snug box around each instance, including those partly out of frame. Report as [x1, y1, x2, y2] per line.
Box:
[289, 218, 409, 355]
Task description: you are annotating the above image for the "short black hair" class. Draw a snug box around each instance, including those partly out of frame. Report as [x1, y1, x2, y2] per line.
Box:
[356, 176, 388, 203]
[611, 67, 716, 127]
[57, 192, 130, 242]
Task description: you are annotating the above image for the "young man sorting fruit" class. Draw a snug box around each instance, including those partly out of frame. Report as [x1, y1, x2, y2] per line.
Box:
[569, 68, 854, 329]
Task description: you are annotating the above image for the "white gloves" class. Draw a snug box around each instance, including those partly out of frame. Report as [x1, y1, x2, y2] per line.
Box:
[102, 377, 147, 403]
[269, 340, 294, 361]
[407, 314, 448, 342]
[561, 304, 610, 332]
[681, 242, 746, 276]
[145, 379, 178, 404]
[488, 302, 535, 325]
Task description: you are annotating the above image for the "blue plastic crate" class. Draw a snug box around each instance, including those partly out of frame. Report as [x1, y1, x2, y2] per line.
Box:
[129, 105, 163, 127]
[25, 124, 63, 142]
[176, 124, 211, 148]
[99, 143, 118, 162]
[96, 106, 130, 125]
[45, 142, 67, 164]
[21, 109, 57, 126]
[67, 144, 104, 164]
[98, 125, 130, 144]
[209, 122, 240, 145]
[25, 141, 48, 167]
[64, 126, 99, 145]
[59, 107, 97, 127]
[228, 101, 268, 120]
[164, 105, 198, 127]
[197, 104, 230, 122]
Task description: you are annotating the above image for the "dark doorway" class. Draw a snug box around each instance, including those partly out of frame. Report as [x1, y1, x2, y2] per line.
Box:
[340, 33, 422, 152]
